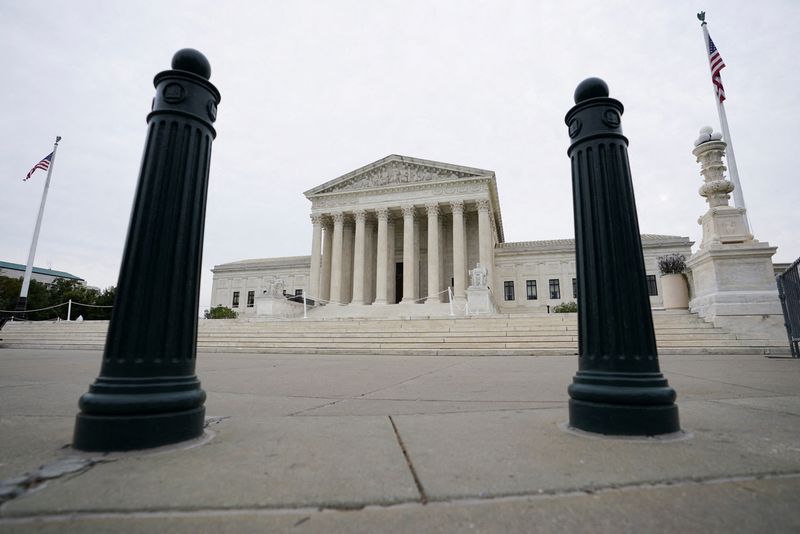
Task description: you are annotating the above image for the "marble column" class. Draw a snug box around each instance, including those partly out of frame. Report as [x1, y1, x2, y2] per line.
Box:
[401, 205, 417, 303]
[374, 208, 389, 305]
[342, 217, 354, 304]
[387, 217, 396, 304]
[451, 200, 466, 301]
[351, 210, 367, 305]
[477, 199, 493, 289]
[330, 212, 344, 304]
[320, 220, 332, 301]
[309, 214, 323, 300]
[426, 203, 441, 304]
[365, 220, 376, 304]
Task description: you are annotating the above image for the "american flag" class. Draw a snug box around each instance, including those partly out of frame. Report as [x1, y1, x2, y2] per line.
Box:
[706, 33, 727, 103]
[24, 152, 53, 181]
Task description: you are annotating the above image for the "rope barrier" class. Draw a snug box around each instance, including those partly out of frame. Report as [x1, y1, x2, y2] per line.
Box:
[0, 302, 68, 314]
[71, 301, 113, 308]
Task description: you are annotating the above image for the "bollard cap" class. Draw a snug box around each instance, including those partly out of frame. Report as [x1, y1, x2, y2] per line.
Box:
[574, 77, 609, 103]
[172, 48, 211, 80]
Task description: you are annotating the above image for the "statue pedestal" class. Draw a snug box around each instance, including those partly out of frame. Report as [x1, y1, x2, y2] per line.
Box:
[466, 287, 494, 315]
[687, 242, 783, 337]
[255, 296, 303, 318]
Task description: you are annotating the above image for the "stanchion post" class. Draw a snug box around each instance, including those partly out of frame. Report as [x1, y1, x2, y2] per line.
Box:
[67, 299, 72, 322]
[73, 49, 221, 451]
[448, 287, 454, 317]
[303, 290, 307, 319]
[564, 78, 679, 435]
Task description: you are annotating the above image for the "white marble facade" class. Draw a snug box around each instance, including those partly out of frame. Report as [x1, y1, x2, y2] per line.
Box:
[210, 155, 692, 316]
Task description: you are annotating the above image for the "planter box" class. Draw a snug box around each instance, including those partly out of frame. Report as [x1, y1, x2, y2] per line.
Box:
[661, 273, 689, 310]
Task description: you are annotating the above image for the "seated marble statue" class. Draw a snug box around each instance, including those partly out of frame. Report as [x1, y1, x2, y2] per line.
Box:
[469, 263, 488, 289]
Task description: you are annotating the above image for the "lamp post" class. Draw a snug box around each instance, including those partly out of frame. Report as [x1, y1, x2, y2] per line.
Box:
[564, 78, 680, 436]
[73, 49, 221, 451]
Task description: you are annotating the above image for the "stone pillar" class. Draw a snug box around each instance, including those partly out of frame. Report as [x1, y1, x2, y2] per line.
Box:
[309, 214, 323, 300]
[692, 127, 752, 248]
[330, 212, 344, 304]
[365, 219, 376, 304]
[686, 127, 782, 337]
[72, 49, 220, 451]
[387, 216, 397, 304]
[564, 77, 679, 436]
[451, 200, 467, 302]
[351, 210, 367, 305]
[401, 205, 417, 303]
[476, 199, 493, 290]
[320, 219, 332, 301]
[374, 208, 389, 305]
[342, 216, 354, 304]
[426, 203, 441, 303]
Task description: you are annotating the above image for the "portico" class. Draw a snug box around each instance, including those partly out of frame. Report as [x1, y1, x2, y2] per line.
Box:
[303, 155, 503, 308]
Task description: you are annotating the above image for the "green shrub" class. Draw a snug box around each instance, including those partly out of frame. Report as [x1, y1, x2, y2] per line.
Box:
[204, 305, 237, 319]
[553, 301, 577, 313]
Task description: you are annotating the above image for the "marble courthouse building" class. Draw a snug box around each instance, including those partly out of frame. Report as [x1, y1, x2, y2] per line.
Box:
[211, 155, 692, 317]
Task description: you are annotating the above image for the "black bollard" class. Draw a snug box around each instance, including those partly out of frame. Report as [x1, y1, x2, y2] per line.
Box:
[564, 78, 679, 436]
[73, 49, 220, 451]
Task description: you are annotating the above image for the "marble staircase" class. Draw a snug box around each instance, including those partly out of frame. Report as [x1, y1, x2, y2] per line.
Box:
[0, 310, 789, 356]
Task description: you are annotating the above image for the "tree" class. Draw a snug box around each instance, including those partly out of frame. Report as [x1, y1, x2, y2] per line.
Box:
[204, 305, 237, 319]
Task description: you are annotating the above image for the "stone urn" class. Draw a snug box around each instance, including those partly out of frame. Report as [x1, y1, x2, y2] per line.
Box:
[661, 274, 689, 309]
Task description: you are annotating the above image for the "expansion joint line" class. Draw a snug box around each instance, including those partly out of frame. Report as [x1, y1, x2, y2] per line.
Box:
[388, 415, 428, 505]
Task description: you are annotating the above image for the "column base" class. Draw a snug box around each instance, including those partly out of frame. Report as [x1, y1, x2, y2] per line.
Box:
[373, 299, 388, 306]
[567, 370, 679, 436]
[568, 399, 679, 436]
[73, 406, 205, 451]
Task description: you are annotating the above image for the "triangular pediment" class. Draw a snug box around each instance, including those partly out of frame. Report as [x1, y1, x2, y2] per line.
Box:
[304, 155, 493, 197]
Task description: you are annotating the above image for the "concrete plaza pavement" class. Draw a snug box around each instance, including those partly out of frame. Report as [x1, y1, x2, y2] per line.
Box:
[1, 348, 799, 532]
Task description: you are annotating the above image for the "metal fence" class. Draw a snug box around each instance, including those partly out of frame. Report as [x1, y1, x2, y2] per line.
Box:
[776, 257, 800, 358]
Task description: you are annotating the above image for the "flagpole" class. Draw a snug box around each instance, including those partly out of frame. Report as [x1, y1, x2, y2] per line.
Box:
[16, 136, 61, 311]
[700, 19, 751, 234]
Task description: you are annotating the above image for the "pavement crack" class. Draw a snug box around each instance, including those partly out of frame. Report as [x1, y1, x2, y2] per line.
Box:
[356, 362, 464, 399]
[288, 399, 343, 416]
[0, 455, 114, 507]
[709, 399, 800, 419]
[665, 370, 784, 396]
[388, 415, 428, 505]
[204, 416, 231, 427]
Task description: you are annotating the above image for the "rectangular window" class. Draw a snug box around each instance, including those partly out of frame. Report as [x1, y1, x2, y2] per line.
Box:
[647, 274, 658, 296]
[572, 278, 577, 299]
[549, 279, 561, 300]
[232, 291, 240, 308]
[526, 280, 537, 300]
[246, 290, 255, 307]
[504, 281, 515, 301]
[295, 289, 303, 296]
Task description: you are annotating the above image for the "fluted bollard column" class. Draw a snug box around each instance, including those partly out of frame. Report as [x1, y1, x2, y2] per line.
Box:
[564, 78, 679, 436]
[73, 49, 220, 451]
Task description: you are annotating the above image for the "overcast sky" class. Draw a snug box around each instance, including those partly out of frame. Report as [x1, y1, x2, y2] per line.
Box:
[2, 0, 798, 312]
